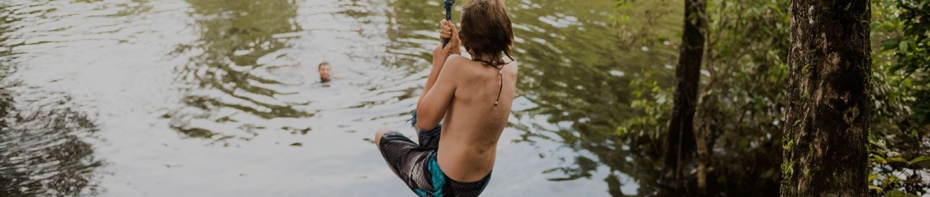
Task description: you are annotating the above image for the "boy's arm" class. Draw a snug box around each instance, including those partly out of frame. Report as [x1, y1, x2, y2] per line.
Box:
[416, 20, 461, 131]
[419, 20, 460, 99]
[416, 55, 463, 131]
[419, 46, 450, 102]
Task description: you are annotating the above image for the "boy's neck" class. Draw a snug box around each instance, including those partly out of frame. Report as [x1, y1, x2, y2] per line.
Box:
[470, 53, 493, 62]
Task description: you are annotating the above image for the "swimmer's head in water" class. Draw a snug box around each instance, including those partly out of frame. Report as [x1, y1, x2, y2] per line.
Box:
[318, 61, 332, 82]
[460, 0, 514, 66]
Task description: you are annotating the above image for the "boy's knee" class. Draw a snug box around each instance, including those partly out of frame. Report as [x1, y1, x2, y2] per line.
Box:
[374, 127, 394, 147]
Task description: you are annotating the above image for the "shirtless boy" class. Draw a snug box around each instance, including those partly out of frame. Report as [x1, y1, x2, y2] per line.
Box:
[373, 0, 519, 196]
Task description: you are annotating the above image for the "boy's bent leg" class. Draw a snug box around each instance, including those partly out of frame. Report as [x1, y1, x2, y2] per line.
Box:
[377, 130, 439, 196]
[374, 128, 393, 150]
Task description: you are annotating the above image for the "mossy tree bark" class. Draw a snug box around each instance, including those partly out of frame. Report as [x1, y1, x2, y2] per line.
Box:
[781, 0, 870, 196]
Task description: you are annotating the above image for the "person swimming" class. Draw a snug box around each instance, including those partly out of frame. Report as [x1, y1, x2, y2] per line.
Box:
[318, 61, 332, 83]
[374, 0, 518, 196]
[267, 60, 334, 85]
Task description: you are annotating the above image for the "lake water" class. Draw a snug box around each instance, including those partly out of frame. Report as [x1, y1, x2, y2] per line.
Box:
[0, 0, 681, 196]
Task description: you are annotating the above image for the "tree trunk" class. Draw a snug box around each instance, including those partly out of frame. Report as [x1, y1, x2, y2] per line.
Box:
[664, 0, 706, 188]
[781, 0, 870, 196]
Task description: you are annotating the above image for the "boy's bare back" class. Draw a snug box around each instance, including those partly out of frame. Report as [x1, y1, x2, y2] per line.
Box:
[435, 55, 518, 182]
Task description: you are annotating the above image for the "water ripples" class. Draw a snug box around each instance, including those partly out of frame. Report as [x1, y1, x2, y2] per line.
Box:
[0, 0, 682, 196]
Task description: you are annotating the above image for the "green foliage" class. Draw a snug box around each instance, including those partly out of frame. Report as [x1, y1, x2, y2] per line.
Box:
[876, 0, 930, 124]
[612, 0, 790, 195]
[610, 0, 930, 195]
[881, 0, 930, 74]
[615, 70, 670, 140]
[869, 0, 930, 195]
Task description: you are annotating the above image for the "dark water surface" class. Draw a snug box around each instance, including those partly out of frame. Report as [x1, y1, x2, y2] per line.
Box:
[0, 0, 681, 196]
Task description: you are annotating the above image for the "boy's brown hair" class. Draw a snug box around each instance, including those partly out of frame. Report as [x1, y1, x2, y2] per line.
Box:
[460, 0, 515, 67]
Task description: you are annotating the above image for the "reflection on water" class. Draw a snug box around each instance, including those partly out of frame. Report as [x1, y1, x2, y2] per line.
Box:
[168, 0, 306, 140]
[0, 0, 682, 196]
[0, 85, 103, 196]
[508, 0, 680, 195]
[0, 4, 104, 192]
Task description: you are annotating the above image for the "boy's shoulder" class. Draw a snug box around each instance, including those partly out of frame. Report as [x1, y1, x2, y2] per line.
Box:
[445, 54, 470, 65]
[444, 54, 476, 73]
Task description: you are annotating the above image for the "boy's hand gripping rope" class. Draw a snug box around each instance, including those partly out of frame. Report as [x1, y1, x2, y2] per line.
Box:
[442, 0, 455, 47]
